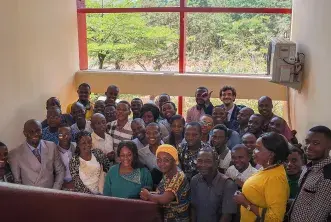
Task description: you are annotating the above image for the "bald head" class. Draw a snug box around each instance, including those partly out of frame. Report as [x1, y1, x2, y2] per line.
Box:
[24, 119, 42, 147]
[91, 113, 107, 133]
[24, 119, 41, 132]
[237, 107, 254, 126]
[146, 122, 160, 131]
[91, 113, 106, 123]
[132, 118, 145, 126]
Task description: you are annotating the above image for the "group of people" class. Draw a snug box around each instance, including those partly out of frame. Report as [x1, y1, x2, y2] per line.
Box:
[0, 83, 330, 222]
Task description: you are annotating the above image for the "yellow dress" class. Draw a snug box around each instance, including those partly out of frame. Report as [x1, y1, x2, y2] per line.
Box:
[241, 165, 289, 222]
[66, 102, 94, 120]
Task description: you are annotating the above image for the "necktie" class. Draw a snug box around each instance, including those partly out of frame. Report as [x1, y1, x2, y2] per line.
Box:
[33, 149, 41, 163]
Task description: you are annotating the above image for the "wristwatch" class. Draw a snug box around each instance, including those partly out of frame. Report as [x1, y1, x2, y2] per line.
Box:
[246, 204, 251, 211]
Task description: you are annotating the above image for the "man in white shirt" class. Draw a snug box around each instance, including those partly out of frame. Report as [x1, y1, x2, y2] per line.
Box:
[131, 118, 148, 149]
[70, 102, 93, 139]
[91, 113, 114, 161]
[225, 144, 257, 188]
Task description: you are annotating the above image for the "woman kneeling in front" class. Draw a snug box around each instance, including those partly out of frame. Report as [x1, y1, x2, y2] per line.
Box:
[233, 132, 290, 222]
[103, 140, 153, 198]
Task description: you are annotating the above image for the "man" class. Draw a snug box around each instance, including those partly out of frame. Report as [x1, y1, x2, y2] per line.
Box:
[225, 144, 257, 188]
[186, 87, 214, 123]
[0, 142, 14, 183]
[66, 83, 94, 120]
[57, 126, 76, 190]
[200, 114, 214, 143]
[236, 107, 254, 137]
[258, 96, 292, 141]
[104, 104, 117, 124]
[42, 106, 62, 144]
[179, 122, 211, 181]
[93, 100, 106, 115]
[131, 98, 143, 119]
[9, 119, 65, 189]
[157, 93, 171, 120]
[105, 85, 119, 106]
[247, 114, 264, 138]
[191, 148, 237, 222]
[108, 101, 132, 157]
[219, 86, 245, 122]
[70, 102, 93, 139]
[91, 113, 114, 161]
[286, 146, 305, 199]
[242, 132, 257, 167]
[210, 124, 232, 173]
[289, 126, 331, 222]
[131, 118, 148, 149]
[212, 105, 228, 126]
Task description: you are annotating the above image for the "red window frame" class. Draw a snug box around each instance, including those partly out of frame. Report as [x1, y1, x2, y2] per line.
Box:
[76, 0, 291, 115]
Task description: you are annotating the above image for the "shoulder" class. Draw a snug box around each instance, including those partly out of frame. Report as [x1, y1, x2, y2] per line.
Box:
[323, 163, 331, 179]
[109, 164, 119, 173]
[92, 148, 104, 157]
[9, 145, 24, 158]
[191, 173, 202, 185]
[42, 140, 57, 150]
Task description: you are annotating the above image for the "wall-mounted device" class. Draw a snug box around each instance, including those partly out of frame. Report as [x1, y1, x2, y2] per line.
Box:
[267, 37, 305, 90]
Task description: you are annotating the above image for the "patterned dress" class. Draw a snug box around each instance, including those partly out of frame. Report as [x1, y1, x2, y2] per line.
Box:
[157, 170, 190, 222]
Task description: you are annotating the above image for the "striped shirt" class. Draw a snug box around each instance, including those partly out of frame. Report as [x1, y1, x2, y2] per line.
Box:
[108, 120, 133, 156]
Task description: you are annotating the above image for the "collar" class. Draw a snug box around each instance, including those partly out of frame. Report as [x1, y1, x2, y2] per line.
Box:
[228, 104, 235, 113]
[91, 132, 106, 141]
[26, 141, 41, 152]
[199, 171, 222, 187]
[308, 157, 331, 172]
[58, 145, 72, 154]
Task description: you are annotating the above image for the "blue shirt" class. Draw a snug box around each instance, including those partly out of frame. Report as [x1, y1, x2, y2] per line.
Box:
[42, 127, 59, 144]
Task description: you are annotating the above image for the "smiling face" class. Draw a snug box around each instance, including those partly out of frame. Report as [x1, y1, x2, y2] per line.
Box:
[305, 131, 331, 162]
[286, 151, 304, 176]
[232, 146, 250, 172]
[268, 117, 285, 134]
[146, 124, 161, 146]
[131, 120, 146, 141]
[46, 107, 62, 128]
[142, 111, 155, 125]
[184, 125, 201, 147]
[162, 103, 176, 120]
[258, 97, 273, 118]
[93, 100, 106, 115]
[248, 115, 264, 135]
[200, 115, 214, 135]
[196, 151, 217, 177]
[78, 135, 92, 156]
[119, 146, 133, 168]
[237, 108, 254, 126]
[24, 120, 42, 147]
[116, 102, 131, 121]
[71, 103, 86, 123]
[131, 99, 143, 116]
[212, 107, 227, 125]
[211, 129, 227, 148]
[77, 85, 91, 103]
[171, 119, 185, 137]
[195, 88, 208, 106]
[91, 114, 107, 135]
[105, 86, 119, 105]
[220, 89, 235, 106]
[157, 152, 175, 174]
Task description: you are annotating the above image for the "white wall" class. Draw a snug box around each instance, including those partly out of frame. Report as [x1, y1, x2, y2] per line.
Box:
[290, 0, 331, 141]
[0, 0, 79, 149]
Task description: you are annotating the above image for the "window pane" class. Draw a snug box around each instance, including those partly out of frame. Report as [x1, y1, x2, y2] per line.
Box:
[186, 13, 291, 74]
[85, 0, 180, 8]
[187, 0, 291, 8]
[87, 13, 179, 71]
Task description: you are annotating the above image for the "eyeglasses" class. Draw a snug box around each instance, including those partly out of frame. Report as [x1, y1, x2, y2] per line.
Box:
[200, 121, 213, 127]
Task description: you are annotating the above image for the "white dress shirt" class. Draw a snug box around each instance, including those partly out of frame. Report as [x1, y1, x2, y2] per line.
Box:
[227, 104, 235, 121]
[91, 132, 113, 154]
[225, 163, 258, 182]
[219, 149, 232, 170]
[71, 121, 93, 135]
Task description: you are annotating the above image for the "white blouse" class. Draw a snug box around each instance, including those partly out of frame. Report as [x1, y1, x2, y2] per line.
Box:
[79, 155, 101, 194]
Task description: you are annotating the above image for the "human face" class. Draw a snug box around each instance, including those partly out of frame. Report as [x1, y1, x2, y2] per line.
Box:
[253, 138, 274, 167]
[0, 146, 8, 163]
[305, 131, 331, 161]
[248, 116, 263, 134]
[197, 151, 216, 176]
[131, 99, 142, 116]
[258, 98, 273, 118]
[195, 89, 208, 106]
[211, 129, 227, 148]
[78, 136, 92, 155]
[58, 127, 72, 147]
[105, 87, 119, 105]
[212, 107, 227, 124]
[171, 119, 184, 136]
[116, 103, 130, 121]
[71, 104, 86, 123]
[77, 86, 90, 102]
[220, 89, 235, 106]
[47, 108, 61, 128]
[104, 106, 116, 123]
[162, 103, 176, 120]
[200, 116, 214, 135]
[146, 125, 161, 146]
[142, 111, 155, 125]
[184, 125, 201, 147]
[91, 115, 107, 135]
[46, 98, 60, 110]
[237, 108, 252, 126]
[242, 134, 257, 152]
[268, 117, 285, 134]
[286, 152, 303, 176]
[119, 146, 133, 168]
[131, 121, 146, 141]
[157, 152, 175, 174]
[232, 148, 250, 172]
[24, 121, 42, 147]
[158, 95, 170, 110]
[93, 101, 105, 115]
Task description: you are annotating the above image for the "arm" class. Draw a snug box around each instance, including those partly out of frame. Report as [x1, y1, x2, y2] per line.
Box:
[142, 189, 176, 205]
[94, 149, 111, 172]
[53, 147, 65, 189]
[103, 171, 112, 196]
[219, 214, 232, 222]
[69, 158, 92, 194]
[8, 150, 22, 184]
[221, 179, 238, 222]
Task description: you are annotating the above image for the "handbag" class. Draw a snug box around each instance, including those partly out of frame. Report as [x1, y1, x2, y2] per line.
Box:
[255, 208, 267, 222]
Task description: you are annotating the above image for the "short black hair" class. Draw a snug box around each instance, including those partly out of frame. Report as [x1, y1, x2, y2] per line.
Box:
[75, 130, 92, 155]
[131, 98, 143, 103]
[140, 103, 160, 122]
[146, 122, 160, 132]
[117, 140, 142, 169]
[46, 97, 61, 109]
[232, 144, 250, 156]
[198, 146, 219, 165]
[260, 132, 290, 164]
[289, 146, 307, 164]
[196, 86, 208, 93]
[162, 101, 177, 110]
[220, 86, 237, 97]
[186, 122, 202, 134]
[118, 100, 131, 109]
[169, 115, 185, 147]
[309, 125, 331, 140]
[159, 93, 170, 99]
[211, 124, 229, 138]
[78, 83, 91, 90]
[0, 141, 7, 147]
[105, 104, 116, 109]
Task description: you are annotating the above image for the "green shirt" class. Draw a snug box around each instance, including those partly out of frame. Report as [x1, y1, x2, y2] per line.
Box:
[287, 174, 300, 199]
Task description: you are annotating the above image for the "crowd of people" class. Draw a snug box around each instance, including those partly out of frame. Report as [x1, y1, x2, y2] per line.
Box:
[0, 83, 331, 222]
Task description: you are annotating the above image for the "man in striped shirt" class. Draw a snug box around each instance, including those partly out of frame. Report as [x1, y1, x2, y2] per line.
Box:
[108, 101, 133, 162]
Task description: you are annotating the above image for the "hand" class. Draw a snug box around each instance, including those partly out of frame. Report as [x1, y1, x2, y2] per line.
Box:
[140, 188, 150, 201]
[235, 178, 244, 188]
[107, 151, 115, 161]
[233, 191, 249, 206]
[62, 181, 74, 190]
[202, 91, 213, 102]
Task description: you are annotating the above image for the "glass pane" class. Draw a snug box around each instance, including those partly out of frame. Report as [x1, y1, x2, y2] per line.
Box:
[186, 13, 291, 74]
[85, 0, 180, 8]
[187, 0, 292, 8]
[87, 13, 179, 71]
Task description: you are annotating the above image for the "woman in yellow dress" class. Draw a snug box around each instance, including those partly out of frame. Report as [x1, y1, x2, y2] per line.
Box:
[233, 132, 290, 222]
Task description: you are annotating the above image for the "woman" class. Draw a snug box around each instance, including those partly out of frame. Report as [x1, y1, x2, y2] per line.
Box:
[103, 141, 152, 198]
[163, 115, 185, 149]
[140, 103, 169, 140]
[69, 131, 110, 194]
[140, 144, 190, 222]
[159, 102, 177, 133]
[233, 132, 290, 222]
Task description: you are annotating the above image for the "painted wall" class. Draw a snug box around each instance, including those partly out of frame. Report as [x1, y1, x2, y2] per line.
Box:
[0, 0, 79, 149]
[290, 0, 331, 141]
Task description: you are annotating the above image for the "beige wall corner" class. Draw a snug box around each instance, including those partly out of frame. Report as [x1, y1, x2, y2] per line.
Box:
[289, 0, 331, 142]
[0, 0, 79, 149]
